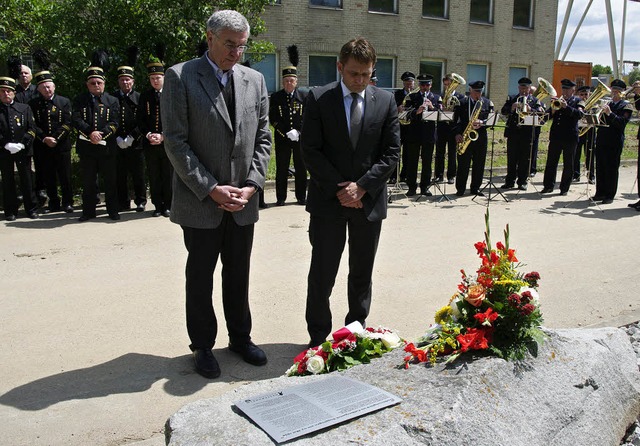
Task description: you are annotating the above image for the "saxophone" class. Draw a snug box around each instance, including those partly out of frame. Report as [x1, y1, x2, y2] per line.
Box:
[456, 99, 483, 155]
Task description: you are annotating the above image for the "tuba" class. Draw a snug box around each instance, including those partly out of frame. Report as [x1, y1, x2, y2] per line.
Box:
[398, 86, 421, 125]
[442, 73, 466, 110]
[457, 99, 483, 155]
[533, 77, 557, 102]
[578, 80, 611, 137]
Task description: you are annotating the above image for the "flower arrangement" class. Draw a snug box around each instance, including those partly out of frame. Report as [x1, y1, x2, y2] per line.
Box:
[404, 210, 545, 367]
[287, 323, 404, 376]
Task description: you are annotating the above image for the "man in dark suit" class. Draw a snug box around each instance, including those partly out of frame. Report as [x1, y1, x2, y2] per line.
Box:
[541, 79, 584, 196]
[113, 64, 146, 212]
[162, 10, 271, 379]
[139, 59, 172, 217]
[392, 70, 415, 183]
[72, 63, 120, 221]
[269, 65, 307, 206]
[301, 37, 400, 347]
[629, 81, 640, 211]
[403, 73, 441, 196]
[0, 76, 38, 221]
[29, 70, 74, 213]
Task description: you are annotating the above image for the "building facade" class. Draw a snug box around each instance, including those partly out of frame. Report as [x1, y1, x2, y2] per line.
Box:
[252, 0, 557, 102]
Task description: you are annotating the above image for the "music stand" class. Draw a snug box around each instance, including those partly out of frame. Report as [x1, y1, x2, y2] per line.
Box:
[387, 143, 407, 203]
[430, 110, 455, 203]
[475, 112, 508, 204]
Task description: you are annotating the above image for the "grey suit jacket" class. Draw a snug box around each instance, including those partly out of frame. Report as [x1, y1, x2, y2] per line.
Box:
[162, 55, 272, 229]
[301, 82, 400, 221]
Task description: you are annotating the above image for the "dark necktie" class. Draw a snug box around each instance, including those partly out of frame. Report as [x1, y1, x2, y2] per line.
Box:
[349, 92, 362, 149]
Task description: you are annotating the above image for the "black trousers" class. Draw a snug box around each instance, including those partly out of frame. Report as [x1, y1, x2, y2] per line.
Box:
[530, 127, 541, 174]
[404, 140, 435, 191]
[595, 141, 623, 200]
[574, 134, 595, 181]
[80, 150, 118, 217]
[305, 210, 382, 343]
[543, 138, 577, 193]
[32, 144, 47, 192]
[274, 136, 307, 202]
[456, 137, 487, 194]
[435, 123, 457, 180]
[1, 156, 37, 217]
[505, 129, 535, 186]
[145, 145, 172, 211]
[182, 214, 254, 350]
[637, 142, 640, 198]
[117, 148, 147, 208]
[43, 149, 73, 209]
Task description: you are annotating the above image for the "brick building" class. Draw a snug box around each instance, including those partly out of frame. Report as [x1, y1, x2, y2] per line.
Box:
[251, 0, 557, 103]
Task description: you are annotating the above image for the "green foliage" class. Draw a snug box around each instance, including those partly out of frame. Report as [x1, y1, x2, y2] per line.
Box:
[628, 68, 640, 85]
[592, 64, 613, 76]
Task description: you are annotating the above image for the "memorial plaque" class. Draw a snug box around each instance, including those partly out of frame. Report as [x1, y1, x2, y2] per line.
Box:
[234, 375, 402, 443]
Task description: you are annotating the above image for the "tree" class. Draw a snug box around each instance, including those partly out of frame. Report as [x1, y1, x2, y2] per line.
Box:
[592, 64, 613, 76]
[628, 68, 640, 85]
[0, 0, 276, 99]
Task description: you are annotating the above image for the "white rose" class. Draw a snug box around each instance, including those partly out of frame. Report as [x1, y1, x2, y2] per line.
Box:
[306, 355, 325, 374]
[380, 332, 402, 349]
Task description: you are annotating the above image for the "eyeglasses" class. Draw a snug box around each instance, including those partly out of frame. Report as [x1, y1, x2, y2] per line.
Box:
[214, 33, 249, 53]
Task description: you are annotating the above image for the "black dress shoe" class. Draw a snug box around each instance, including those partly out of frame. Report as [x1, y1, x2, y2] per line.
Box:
[78, 215, 94, 222]
[49, 205, 61, 213]
[420, 189, 433, 197]
[276, 200, 285, 206]
[152, 210, 162, 217]
[572, 176, 580, 182]
[228, 340, 267, 366]
[162, 209, 171, 218]
[63, 205, 74, 213]
[406, 189, 416, 197]
[432, 176, 443, 184]
[296, 199, 306, 205]
[109, 213, 121, 221]
[601, 198, 613, 204]
[472, 190, 485, 197]
[447, 178, 455, 184]
[5, 214, 16, 221]
[501, 183, 514, 189]
[455, 191, 465, 197]
[193, 349, 221, 379]
[517, 184, 527, 191]
[541, 188, 553, 194]
[28, 212, 40, 219]
[259, 202, 269, 209]
[592, 195, 604, 201]
[588, 178, 595, 185]
[135, 204, 145, 212]
[559, 191, 568, 196]
[308, 338, 326, 348]
[627, 200, 640, 208]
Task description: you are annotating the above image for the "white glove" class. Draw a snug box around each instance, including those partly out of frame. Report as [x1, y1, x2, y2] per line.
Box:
[4, 142, 24, 154]
[116, 136, 127, 149]
[124, 135, 134, 147]
[286, 129, 300, 142]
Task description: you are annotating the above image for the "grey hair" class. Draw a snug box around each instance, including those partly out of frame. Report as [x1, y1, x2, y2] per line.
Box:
[206, 10, 250, 35]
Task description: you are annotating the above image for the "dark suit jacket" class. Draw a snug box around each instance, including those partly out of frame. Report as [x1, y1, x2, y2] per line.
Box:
[29, 94, 73, 153]
[71, 91, 120, 156]
[404, 91, 441, 144]
[0, 101, 36, 159]
[301, 82, 400, 222]
[269, 88, 307, 139]
[162, 55, 271, 229]
[138, 88, 163, 149]
[113, 89, 142, 148]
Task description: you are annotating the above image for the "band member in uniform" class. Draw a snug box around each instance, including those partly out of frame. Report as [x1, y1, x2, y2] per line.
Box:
[72, 53, 121, 221]
[452, 80, 493, 196]
[114, 49, 146, 212]
[501, 77, 542, 191]
[0, 76, 38, 220]
[269, 46, 307, 206]
[593, 79, 633, 204]
[392, 71, 415, 183]
[573, 85, 595, 184]
[541, 79, 584, 196]
[139, 56, 172, 217]
[403, 73, 441, 196]
[29, 64, 74, 213]
[629, 81, 640, 210]
[435, 74, 464, 184]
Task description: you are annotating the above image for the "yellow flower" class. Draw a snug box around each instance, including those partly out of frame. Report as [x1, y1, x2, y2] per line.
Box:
[435, 306, 452, 324]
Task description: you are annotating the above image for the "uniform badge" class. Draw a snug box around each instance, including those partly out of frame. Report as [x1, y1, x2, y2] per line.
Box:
[15, 116, 21, 126]
[51, 106, 57, 112]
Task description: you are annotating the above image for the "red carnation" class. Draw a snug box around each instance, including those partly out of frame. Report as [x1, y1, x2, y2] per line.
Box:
[521, 303, 535, 316]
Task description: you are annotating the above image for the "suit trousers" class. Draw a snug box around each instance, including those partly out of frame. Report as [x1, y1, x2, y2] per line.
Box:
[456, 137, 487, 194]
[145, 145, 173, 211]
[574, 135, 595, 181]
[80, 150, 118, 217]
[117, 148, 147, 208]
[43, 149, 73, 209]
[1, 156, 37, 217]
[305, 210, 382, 343]
[182, 213, 254, 350]
[505, 130, 534, 186]
[275, 135, 307, 202]
[595, 141, 623, 200]
[404, 141, 434, 191]
[435, 123, 457, 180]
[543, 138, 577, 193]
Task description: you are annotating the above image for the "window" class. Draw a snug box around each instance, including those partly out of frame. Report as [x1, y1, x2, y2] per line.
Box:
[374, 58, 394, 88]
[508, 67, 528, 96]
[423, 0, 448, 19]
[470, 0, 493, 24]
[419, 61, 444, 93]
[310, 0, 342, 7]
[369, 0, 397, 14]
[246, 54, 277, 93]
[513, 0, 534, 28]
[467, 64, 489, 94]
[309, 55, 338, 87]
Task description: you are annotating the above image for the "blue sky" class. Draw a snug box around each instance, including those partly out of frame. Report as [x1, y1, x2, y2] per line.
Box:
[556, 0, 640, 72]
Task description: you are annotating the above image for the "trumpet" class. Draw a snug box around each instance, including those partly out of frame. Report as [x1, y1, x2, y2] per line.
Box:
[551, 97, 565, 110]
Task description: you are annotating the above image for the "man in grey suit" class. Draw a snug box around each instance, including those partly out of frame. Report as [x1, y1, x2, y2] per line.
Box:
[162, 10, 271, 379]
[301, 38, 400, 347]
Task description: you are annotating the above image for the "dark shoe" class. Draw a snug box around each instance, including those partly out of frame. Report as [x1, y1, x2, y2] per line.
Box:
[529, 171, 536, 177]
[78, 215, 94, 222]
[63, 205, 74, 213]
[572, 176, 580, 182]
[406, 189, 417, 197]
[420, 189, 432, 197]
[455, 191, 465, 197]
[48, 205, 61, 213]
[601, 198, 613, 204]
[152, 210, 162, 217]
[162, 209, 171, 218]
[5, 214, 16, 221]
[276, 200, 285, 206]
[431, 176, 443, 184]
[28, 211, 40, 219]
[588, 178, 595, 185]
[120, 203, 132, 212]
[559, 191, 568, 196]
[447, 178, 455, 184]
[501, 183, 514, 190]
[109, 213, 121, 221]
[193, 349, 221, 379]
[259, 202, 269, 209]
[388, 177, 397, 184]
[627, 200, 640, 209]
[228, 340, 267, 366]
[296, 199, 306, 205]
[592, 195, 604, 201]
[541, 188, 553, 194]
[135, 204, 145, 212]
[472, 190, 485, 197]
[517, 184, 527, 191]
[308, 338, 326, 348]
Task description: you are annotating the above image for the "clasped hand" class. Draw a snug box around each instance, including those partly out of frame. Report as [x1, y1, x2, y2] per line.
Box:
[337, 181, 364, 208]
[209, 184, 255, 212]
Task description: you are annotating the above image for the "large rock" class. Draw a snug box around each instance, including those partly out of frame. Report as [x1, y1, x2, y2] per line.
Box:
[165, 328, 640, 445]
